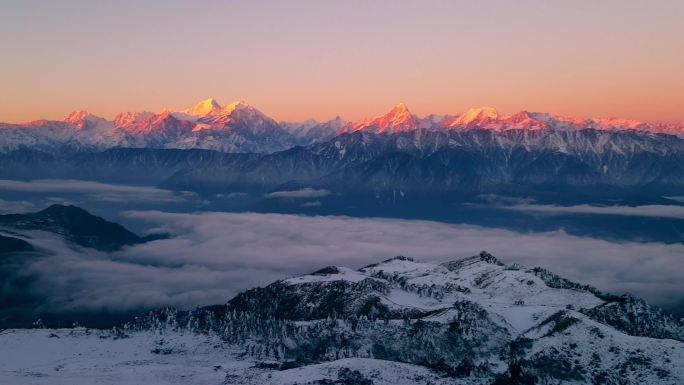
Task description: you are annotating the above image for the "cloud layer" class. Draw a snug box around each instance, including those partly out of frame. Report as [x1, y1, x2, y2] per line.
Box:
[0, 179, 195, 203]
[507, 203, 684, 219]
[0, 199, 35, 214]
[265, 188, 331, 199]
[8, 211, 683, 319]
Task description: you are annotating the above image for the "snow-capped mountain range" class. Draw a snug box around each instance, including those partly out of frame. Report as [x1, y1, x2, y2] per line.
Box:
[3, 252, 682, 384]
[3, 99, 684, 197]
[1, 98, 683, 154]
[338, 103, 684, 136]
[0, 98, 307, 153]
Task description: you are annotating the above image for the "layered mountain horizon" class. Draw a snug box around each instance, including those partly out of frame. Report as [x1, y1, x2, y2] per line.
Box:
[3, 97, 684, 217]
[2, 97, 683, 155]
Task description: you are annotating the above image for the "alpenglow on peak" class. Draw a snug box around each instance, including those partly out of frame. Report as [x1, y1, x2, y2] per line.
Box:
[183, 97, 223, 116]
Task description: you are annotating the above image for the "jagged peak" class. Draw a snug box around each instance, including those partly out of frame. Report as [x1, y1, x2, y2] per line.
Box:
[224, 100, 253, 112]
[310, 266, 341, 275]
[507, 110, 533, 119]
[284, 266, 369, 285]
[320, 116, 347, 128]
[441, 251, 505, 271]
[384, 255, 414, 263]
[155, 110, 178, 120]
[391, 102, 410, 114]
[382, 103, 414, 121]
[63, 110, 110, 130]
[476, 250, 505, 265]
[360, 256, 415, 270]
[450, 106, 499, 126]
[113, 111, 155, 127]
[527, 266, 614, 300]
[326, 116, 347, 129]
[342, 103, 419, 134]
[63, 110, 105, 124]
[64, 110, 90, 122]
[37, 204, 89, 216]
[215, 100, 268, 119]
[302, 118, 320, 125]
[183, 97, 223, 116]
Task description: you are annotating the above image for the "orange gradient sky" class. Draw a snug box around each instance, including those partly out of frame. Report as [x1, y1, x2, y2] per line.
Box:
[1, 0, 683, 124]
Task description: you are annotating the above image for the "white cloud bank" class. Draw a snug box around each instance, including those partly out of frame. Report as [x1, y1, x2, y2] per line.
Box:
[0, 179, 195, 203]
[0, 199, 35, 214]
[265, 188, 331, 199]
[14, 211, 683, 315]
[506, 203, 684, 219]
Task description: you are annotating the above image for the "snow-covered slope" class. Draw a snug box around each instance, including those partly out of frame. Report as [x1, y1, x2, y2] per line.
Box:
[1, 252, 668, 384]
[133, 253, 683, 384]
[281, 116, 346, 144]
[2, 253, 683, 384]
[0, 328, 470, 385]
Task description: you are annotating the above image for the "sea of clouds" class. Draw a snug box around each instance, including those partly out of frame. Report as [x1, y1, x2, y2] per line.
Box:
[8, 210, 683, 317]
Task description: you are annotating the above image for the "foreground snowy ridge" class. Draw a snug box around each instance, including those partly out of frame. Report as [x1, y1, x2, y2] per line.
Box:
[1, 252, 683, 384]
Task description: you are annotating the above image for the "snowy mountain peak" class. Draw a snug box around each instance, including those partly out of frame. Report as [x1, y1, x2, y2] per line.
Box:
[391, 102, 410, 113]
[184, 100, 289, 139]
[183, 97, 223, 116]
[63, 110, 101, 124]
[3, 101, 684, 156]
[62, 110, 109, 130]
[340, 103, 420, 134]
[63, 110, 91, 123]
[325, 116, 347, 130]
[112, 111, 155, 128]
[217, 100, 269, 120]
[448, 106, 499, 126]
[281, 116, 347, 142]
[223, 100, 253, 112]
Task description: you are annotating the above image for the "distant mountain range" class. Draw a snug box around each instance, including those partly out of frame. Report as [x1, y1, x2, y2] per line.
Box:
[2, 99, 684, 198]
[0, 98, 342, 154]
[1, 98, 682, 155]
[2, 129, 682, 198]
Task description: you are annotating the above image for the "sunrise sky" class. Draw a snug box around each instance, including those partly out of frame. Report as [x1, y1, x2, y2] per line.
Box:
[1, 0, 682, 123]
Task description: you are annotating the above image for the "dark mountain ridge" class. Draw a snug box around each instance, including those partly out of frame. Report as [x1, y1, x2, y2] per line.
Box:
[0, 204, 141, 251]
[0, 205, 148, 328]
[2, 128, 683, 198]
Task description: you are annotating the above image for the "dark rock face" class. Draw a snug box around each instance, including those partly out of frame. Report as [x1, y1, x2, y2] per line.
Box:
[0, 205, 147, 328]
[0, 204, 141, 251]
[582, 295, 684, 341]
[0, 234, 34, 254]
